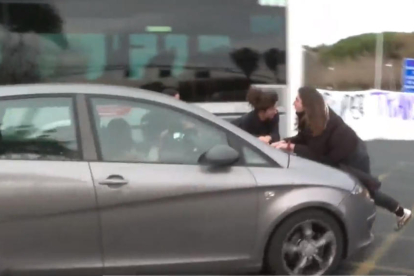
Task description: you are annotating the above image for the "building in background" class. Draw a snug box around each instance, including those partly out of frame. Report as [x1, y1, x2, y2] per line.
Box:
[0, 0, 286, 104]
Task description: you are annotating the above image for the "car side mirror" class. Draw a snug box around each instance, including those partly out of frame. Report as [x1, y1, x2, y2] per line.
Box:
[198, 144, 239, 167]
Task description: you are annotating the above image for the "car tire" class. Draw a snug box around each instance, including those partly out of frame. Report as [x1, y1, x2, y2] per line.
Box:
[265, 208, 344, 275]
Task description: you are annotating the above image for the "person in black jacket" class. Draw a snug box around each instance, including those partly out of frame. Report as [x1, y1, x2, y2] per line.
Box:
[162, 88, 180, 99]
[232, 87, 280, 144]
[272, 86, 411, 231]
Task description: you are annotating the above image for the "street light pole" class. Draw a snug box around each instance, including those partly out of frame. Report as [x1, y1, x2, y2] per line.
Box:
[374, 32, 384, 89]
[385, 63, 396, 91]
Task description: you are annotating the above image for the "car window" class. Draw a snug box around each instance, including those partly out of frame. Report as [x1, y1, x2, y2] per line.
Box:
[242, 146, 271, 166]
[0, 97, 79, 161]
[90, 97, 229, 164]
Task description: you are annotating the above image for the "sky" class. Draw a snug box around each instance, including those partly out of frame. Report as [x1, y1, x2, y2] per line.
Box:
[297, 0, 414, 47]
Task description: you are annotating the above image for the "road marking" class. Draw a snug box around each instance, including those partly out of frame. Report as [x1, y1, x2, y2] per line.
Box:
[377, 232, 414, 242]
[353, 203, 414, 275]
[353, 167, 393, 275]
[349, 261, 414, 275]
[351, 163, 413, 275]
[378, 172, 390, 181]
[377, 161, 409, 181]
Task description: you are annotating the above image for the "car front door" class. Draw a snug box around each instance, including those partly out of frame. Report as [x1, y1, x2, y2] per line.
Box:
[86, 95, 259, 274]
[0, 95, 102, 275]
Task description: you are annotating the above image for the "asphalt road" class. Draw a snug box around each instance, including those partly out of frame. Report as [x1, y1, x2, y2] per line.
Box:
[335, 140, 414, 275]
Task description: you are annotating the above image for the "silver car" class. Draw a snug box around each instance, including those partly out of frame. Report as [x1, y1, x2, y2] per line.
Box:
[0, 84, 375, 276]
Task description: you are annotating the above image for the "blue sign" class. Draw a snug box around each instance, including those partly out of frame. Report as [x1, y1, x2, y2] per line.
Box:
[402, 58, 414, 92]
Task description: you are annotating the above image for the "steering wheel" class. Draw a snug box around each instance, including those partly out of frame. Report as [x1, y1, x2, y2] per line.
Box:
[158, 127, 200, 163]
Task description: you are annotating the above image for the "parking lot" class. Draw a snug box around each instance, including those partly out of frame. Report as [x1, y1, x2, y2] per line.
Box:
[335, 140, 414, 275]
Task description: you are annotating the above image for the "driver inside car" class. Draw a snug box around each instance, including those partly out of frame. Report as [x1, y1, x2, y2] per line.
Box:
[103, 118, 149, 162]
[140, 110, 198, 163]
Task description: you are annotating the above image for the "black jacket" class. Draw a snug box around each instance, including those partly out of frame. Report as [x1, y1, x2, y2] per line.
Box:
[286, 108, 381, 192]
[286, 108, 359, 166]
[232, 111, 280, 143]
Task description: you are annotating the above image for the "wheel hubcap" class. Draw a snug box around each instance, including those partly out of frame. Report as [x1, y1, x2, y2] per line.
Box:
[299, 240, 317, 257]
[281, 220, 337, 275]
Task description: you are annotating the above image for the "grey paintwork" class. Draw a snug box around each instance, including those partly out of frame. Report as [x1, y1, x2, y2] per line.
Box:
[0, 161, 102, 275]
[0, 83, 376, 275]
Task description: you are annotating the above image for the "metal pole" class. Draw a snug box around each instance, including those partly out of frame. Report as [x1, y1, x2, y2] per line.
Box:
[286, 0, 302, 138]
[374, 32, 384, 89]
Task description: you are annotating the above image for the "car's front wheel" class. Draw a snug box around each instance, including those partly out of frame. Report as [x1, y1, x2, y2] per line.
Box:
[265, 209, 344, 275]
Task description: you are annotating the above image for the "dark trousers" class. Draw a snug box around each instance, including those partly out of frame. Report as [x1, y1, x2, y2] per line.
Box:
[343, 142, 400, 213]
[372, 190, 400, 213]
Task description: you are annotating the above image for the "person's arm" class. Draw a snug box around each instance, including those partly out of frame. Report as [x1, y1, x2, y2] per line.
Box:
[293, 144, 336, 167]
[232, 113, 264, 139]
[280, 112, 303, 144]
[231, 116, 242, 128]
[231, 114, 247, 129]
[233, 113, 272, 144]
[293, 124, 357, 166]
[285, 132, 305, 145]
[271, 126, 305, 148]
[269, 113, 280, 143]
[283, 119, 306, 144]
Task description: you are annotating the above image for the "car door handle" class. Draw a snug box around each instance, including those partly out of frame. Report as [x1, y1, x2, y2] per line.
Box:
[99, 176, 128, 186]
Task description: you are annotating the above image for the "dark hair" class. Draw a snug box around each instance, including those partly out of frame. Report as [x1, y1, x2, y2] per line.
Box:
[246, 87, 278, 110]
[106, 118, 133, 150]
[162, 88, 179, 97]
[297, 86, 328, 136]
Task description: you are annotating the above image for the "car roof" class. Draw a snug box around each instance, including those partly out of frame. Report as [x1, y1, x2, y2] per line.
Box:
[0, 83, 215, 118]
[0, 83, 169, 99]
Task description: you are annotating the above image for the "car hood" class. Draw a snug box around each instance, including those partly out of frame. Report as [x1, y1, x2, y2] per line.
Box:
[264, 150, 357, 191]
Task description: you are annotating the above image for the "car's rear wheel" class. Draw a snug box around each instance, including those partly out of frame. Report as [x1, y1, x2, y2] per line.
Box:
[265, 209, 344, 275]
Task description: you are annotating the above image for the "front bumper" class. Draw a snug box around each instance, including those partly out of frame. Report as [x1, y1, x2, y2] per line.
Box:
[338, 192, 376, 258]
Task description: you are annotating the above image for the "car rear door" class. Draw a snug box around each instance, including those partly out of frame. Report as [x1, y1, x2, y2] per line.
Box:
[85, 95, 259, 274]
[0, 94, 102, 275]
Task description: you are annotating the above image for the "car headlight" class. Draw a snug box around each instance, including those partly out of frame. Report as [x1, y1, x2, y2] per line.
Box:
[352, 183, 372, 200]
[351, 183, 363, 194]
